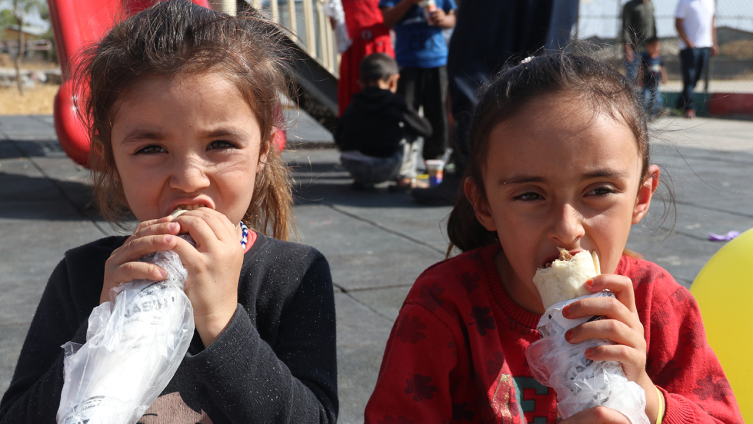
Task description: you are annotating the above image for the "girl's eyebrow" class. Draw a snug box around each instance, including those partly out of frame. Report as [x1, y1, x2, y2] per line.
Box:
[499, 169, 630, 186]
[119, 129, 164, 144]
[499, 175, 545, 186]
[201, 127, 247, 138]
[581, 169, 631, 180]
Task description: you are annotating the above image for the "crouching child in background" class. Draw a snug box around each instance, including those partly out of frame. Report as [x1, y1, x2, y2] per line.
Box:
[335, 53, 432, 191]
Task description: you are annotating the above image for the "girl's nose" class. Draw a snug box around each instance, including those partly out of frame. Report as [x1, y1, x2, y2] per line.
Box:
[169, 159, 210, 193]
[547, 203, 585, 246]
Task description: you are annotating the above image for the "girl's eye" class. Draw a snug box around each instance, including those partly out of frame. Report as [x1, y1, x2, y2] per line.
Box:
[587, 187, 616, 197]
[135, 145, 166, 154]
[513, 192, 543, 202]
[208, 140, 237, 150]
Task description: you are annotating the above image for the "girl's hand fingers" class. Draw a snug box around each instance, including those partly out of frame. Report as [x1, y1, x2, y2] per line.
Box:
[129, 220, 181, 240]
[563, 295, 638, 330]
[172, 208, 237, 250]
[583, 344, 646, 370]
[565, 318, 643, 349]
[586, 274, 637, 313]
[559, 406, 631, 424]
[101, 234, 179, 303]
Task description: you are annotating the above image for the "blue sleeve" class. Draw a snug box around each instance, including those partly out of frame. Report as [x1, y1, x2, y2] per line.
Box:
[379, 0, 397, 8]
[443, 0, 456, 12]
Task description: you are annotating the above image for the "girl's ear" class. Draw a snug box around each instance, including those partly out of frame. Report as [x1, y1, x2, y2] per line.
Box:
[257, 129, 273, 172]
[464, 177, 497, 232]
[632, 164, 660, 225]
[91, 136, 118, 180]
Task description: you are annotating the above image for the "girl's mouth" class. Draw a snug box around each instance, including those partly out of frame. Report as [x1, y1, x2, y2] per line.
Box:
[541, 249, 582, 269]
[168, 200, 213, 216]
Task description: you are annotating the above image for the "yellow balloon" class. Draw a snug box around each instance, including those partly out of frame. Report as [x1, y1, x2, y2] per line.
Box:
[691, 227, 753, 421]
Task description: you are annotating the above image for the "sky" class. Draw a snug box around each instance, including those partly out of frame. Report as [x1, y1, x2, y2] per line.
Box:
[579, 0, 753, 39]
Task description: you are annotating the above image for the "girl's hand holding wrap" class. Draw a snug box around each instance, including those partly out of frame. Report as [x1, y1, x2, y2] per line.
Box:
[170, 208, 243, 348]
[102, 208, 243, 348]
[101, 217, 182, 305]
[561, 274, 663, 424]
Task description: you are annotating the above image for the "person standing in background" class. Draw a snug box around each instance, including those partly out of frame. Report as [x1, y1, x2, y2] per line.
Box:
[620, 0, 657, 84]
[379, 0, 456, 163]
[411, 0, 579, 206]
[338, 0, 395, 116]
[675, 0, 718, 119]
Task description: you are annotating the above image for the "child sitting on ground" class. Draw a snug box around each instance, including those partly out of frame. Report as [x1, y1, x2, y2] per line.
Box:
[335, 53, 432, 190]
[365, 52, 742, 423]
[638, 36, 669, 118]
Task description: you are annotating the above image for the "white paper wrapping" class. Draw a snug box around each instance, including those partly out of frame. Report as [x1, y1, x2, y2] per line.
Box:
[525, 292, 649, 424]
[57, 241, 194, 424]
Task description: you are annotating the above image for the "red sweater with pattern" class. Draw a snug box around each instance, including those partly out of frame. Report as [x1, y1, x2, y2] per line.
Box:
[365, 244, 743, 424]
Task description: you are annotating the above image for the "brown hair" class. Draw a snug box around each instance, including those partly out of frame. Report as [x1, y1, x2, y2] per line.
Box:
[79, 0, 294, 240]
[447, 51, 653, 256]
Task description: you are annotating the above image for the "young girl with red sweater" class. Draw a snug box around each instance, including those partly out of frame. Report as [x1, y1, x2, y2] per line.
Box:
[365, 53, 742, 423]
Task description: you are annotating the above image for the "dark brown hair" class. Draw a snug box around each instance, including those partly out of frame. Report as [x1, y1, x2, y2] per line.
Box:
[79, 0, 294, 240]
[359, 53, 399, 84]
[447, 51, 652, 255]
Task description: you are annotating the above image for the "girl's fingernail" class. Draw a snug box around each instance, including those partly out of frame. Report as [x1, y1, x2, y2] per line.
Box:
[164, 235, 174, 242]
[168, 223, 179, 232]
[563, 305, 570, 317]
[586, 279, 594, 288]
[159, 268, 167, 277]
[565, 329, 573, 340]
[585, 348, 592, 357]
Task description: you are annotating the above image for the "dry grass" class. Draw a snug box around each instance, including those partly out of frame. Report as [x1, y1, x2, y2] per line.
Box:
[0, 84, 59, 115]
[720, 40, 753, 60]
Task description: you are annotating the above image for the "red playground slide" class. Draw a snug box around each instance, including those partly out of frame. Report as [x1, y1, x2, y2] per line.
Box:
[48, 0, 286, 167]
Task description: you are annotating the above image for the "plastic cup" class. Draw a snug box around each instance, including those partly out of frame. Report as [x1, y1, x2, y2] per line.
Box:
[425, 159, 445, 186]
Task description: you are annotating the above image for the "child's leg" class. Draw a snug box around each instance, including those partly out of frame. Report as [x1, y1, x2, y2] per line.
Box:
[421, 66, 450, 161]
[340, 151, 401, 186]
[642, 86, 653, 113]
[396, 138, 418, 180]
[397, 67, 420, 111]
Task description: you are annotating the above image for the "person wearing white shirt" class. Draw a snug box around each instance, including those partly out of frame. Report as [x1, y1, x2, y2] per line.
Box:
[674, 0, 718, 118]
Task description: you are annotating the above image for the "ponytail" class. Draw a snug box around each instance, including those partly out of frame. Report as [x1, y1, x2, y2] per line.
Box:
[446, 177, 498, 257]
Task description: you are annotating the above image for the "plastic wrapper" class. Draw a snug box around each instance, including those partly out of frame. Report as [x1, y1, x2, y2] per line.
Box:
[525, 291, 649, 424]
[323, 0, 352, 53]
[57, 237, 195, 424]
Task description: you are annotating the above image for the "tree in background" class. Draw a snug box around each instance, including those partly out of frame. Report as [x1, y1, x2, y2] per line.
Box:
[11, 0, 48, 95]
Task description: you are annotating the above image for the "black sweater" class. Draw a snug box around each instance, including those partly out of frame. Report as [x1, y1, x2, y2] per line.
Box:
[335, 86, 432, 157]
[0, 234, 338, 424]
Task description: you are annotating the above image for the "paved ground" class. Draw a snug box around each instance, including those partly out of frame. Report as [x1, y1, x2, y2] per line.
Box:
[1, 113, 752, 423]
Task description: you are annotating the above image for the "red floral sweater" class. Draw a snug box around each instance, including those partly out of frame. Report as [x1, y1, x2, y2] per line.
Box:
[365, 244, 743, 424]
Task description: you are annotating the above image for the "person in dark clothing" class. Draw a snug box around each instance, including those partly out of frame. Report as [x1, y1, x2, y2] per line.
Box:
[620, 0, 657, 84]
[638, 36, 668, 117]
[0, 2, 338, 423]
[411, 0, 579, 206]
[336, 53, 432, 190]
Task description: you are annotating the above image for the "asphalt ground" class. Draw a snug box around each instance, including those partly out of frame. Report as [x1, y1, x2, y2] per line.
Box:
[1, 112, 752, 423]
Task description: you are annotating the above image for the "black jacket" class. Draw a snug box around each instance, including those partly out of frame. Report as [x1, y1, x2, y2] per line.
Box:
[335, 86, 432, 157]
[0, 234, 338, 424]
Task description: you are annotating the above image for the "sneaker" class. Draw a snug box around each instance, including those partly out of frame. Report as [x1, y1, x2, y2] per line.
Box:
[684, 109, 696, 119]
[411, 171, 462, 206]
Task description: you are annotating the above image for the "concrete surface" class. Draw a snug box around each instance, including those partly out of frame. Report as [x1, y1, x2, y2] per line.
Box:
[1, 112, 752, 423]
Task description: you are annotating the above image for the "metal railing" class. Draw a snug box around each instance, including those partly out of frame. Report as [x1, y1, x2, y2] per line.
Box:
[210, 0, 340, 76]
[242, 0, 340, 76]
